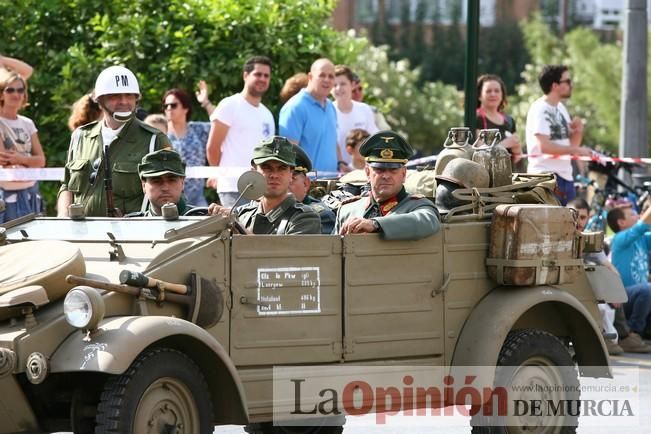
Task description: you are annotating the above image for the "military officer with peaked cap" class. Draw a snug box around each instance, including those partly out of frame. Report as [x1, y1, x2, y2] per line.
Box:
[208, 136, 321, 235]
[126, 149, 195, 217]
[289, 145, 336, 234]
[333, 130, 440, 240]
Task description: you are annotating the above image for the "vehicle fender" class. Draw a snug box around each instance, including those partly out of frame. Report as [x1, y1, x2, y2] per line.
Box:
[585, 264, 628, 303]
[450, 286, 609, 401]
[50, 316, 247, 422]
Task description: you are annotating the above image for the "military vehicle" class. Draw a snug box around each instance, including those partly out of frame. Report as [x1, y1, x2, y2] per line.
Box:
[0, 171, 625, 434]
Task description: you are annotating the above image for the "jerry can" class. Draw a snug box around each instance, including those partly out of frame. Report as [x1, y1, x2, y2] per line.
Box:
[472, 128, 512, 187]
[434, 127, 474, 176]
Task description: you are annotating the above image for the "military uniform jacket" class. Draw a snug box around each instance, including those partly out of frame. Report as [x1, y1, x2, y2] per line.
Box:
[333, 187, 441, 240]
[125, 198, 194, 217]
[59, 118, 171, 217]
[303, 195, 336, 235]
[235, 195, 321, 235]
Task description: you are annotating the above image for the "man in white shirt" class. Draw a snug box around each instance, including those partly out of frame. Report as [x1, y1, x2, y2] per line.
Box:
[206, 56, 275, 206]
[525, 64, 592, 205]
[332, 65, 378, 168]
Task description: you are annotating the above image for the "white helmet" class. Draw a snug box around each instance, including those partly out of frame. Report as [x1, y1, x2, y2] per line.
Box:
[94, 65, 140, 99]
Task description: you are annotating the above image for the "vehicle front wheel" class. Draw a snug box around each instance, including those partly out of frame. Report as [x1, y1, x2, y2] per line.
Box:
[471, 329, 580, 434]
[94, 347, 214, 434]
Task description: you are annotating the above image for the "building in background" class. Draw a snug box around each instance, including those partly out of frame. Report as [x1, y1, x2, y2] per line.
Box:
[331, 0, 651, 33]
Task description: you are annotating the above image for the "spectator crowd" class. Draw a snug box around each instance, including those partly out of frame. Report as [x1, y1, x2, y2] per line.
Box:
[3, 53, 651, 357]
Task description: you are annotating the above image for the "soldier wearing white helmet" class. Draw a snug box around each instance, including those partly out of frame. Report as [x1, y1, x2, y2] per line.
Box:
[57, 66, 171, 217]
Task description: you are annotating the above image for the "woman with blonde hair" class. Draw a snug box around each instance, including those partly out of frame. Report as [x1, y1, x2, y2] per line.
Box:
[0, 68, 45, 222]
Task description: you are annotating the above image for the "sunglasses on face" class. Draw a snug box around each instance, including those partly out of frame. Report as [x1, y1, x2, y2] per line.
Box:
[3, 87, 25, 94]
[163, 102, 178, 110]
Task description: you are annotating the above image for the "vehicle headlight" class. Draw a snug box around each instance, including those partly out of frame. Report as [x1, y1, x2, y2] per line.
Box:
[63, 286, 105, 330]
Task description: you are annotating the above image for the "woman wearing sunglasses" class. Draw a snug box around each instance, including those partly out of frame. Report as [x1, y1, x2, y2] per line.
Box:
[0, 67, 45, 222]
[162, 84, 214, 207]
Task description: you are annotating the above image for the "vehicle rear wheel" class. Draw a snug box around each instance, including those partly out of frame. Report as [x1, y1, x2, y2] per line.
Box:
[94, 347, 213, 434]
[470, 329, 579, 434]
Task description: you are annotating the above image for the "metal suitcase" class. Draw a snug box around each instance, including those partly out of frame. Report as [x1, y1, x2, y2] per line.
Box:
[486, 204, 583, 286]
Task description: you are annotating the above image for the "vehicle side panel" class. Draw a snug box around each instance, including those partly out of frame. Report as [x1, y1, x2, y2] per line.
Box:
[229, 235, 343, 419]
[230, 235, 343, 365]
[342, 233, 444, 360]
[441, 221, 494, 366]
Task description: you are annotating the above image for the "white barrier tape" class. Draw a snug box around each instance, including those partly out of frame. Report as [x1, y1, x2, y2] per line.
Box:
[0, 166, 342, 181]
[406, 155, 438, 166]
[0, 168, 64, 181]
[404, 151, 649, 167]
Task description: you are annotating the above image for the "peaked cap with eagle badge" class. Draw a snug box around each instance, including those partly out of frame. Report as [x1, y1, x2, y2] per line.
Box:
[359, 130, 415, 169]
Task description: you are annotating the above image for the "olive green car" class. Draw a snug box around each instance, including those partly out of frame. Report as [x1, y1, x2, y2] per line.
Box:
[0, 193, 624, 434]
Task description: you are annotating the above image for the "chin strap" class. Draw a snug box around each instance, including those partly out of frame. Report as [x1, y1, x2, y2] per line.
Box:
[112, 111, 134, 123]
[97, 99, 135, 124]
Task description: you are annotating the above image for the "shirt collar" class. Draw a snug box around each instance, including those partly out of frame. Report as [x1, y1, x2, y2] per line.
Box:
[259, 195, 296, 223]
[368, 187, 408, 216]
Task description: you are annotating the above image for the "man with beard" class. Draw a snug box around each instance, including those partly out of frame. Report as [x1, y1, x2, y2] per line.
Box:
[279, 58, 339, 173]
[207, 56, 275, 207]
[57, 65, 171, 217]
[525, 64, 592, 205]
[208, 136, 320, 235]
[334, 131, 440, 241]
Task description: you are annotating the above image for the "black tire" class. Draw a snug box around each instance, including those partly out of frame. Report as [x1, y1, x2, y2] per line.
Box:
[71, 383, 102, 434]
[94, 348, 214, 434]
[471, 329, 580, 434]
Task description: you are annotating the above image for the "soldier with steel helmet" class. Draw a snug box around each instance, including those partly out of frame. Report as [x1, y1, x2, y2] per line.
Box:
[333, 131, 440, 240]
[57, 65, 171, 217]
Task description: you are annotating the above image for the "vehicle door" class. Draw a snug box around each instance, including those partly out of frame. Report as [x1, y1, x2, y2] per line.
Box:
[229, 234, 343, 365]
[342, 232, 445, 361]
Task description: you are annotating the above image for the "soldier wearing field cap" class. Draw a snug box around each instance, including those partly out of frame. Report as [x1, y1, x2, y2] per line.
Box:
[289, 145, 336, 234]
[208, 136, 321, 234]
[126, 149, 193, 217]
[333, 131, 440, 240]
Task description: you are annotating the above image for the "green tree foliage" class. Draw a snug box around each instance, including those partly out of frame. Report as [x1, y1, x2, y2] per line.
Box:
[0, 0, 343, 168]
[347, 38, 463, 154]
[1, 0, 349, 209]
[371, 0, 529, 92]
[510, 13, 623, 153]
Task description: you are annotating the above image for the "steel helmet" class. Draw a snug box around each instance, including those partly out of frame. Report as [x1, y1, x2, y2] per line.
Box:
[435, 158, 490, 189]
[94, 66, 140, 99]
[435, 159, 489, 211]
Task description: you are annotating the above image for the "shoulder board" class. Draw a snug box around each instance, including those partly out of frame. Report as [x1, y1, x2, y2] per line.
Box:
[310, 203, 325, 212]
[294, 202, 315, 212]
[341, 195, 362, 205]
[235, 201, 257, 212]
[78, 120, 100, 130]
[410, 194, 426, 199]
